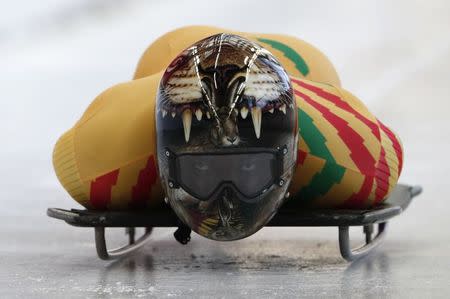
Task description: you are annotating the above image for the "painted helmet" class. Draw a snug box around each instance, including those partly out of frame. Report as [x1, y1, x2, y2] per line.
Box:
[156, 33, 298, 241]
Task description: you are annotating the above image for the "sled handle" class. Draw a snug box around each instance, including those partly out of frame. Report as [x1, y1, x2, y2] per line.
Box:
[339, 222, 387, 262]
[95, 227, 152, 260]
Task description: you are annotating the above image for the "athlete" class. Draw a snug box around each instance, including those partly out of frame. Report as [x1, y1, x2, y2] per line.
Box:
[53, 26, 403, 241]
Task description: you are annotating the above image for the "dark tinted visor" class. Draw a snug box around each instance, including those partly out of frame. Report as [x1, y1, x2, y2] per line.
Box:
[167, 148, 285, 200]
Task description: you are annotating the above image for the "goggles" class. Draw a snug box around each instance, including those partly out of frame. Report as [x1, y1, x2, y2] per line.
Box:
[165, 146, 288, 201]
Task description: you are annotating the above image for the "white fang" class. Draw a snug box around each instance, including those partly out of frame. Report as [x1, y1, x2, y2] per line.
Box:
[240, 106, 249, 119]
[195, 109, 202, 121]
[182, 110, 192, 142]
[268, 108, 274, 114]
[171, 111, 176, 118]
[280, 104, 286, 114]
[251, 107, 262, 139]
[206, 111, 211, 119]
[162, 109, 168, 118]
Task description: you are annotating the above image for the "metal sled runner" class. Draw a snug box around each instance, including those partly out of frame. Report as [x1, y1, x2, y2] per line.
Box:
[47, 184, 422, 262]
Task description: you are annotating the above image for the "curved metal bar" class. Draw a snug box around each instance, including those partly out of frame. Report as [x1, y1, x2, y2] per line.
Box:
[339, 222, 387, 262]
[95, 227, 152, 260]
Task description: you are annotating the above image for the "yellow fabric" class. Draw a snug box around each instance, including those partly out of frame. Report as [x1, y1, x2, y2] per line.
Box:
[288, 78, 403, 207]
[53, 129, 91, 208]
[53, 74, 164, 208]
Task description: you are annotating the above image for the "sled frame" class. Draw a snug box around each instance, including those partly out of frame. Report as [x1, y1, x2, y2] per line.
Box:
[47, 184, 422, 261]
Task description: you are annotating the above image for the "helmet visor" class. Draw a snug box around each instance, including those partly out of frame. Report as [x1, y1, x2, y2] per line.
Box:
[167, 148, 285, 200]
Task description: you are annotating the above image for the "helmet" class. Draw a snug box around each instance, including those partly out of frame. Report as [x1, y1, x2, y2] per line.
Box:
[156, 33, 298, 241]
